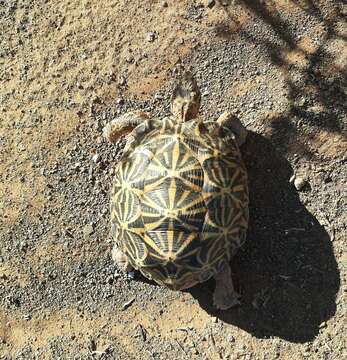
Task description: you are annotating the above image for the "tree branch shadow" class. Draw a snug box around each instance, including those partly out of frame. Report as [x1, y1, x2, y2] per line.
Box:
[214, 0, 347, 153]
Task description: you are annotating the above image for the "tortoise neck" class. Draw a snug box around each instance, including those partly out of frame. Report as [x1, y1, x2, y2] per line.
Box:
[171, 100, 199, 122]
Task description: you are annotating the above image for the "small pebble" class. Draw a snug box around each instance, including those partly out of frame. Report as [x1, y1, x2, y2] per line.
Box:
[116, 98, 124, 105]
[207, 0, 216, 8]
[127, 271, 135, 280]
[147, 32, 156, 42]
[83, 224, 94, 237]
[92, 153, 100, 163]
[122, 297, 135, 310]
[118, 76, 126, 86]
[294, 176, 307, 191]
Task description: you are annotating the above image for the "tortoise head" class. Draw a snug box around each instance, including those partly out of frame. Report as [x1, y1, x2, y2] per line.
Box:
[170, 71, 201, 122]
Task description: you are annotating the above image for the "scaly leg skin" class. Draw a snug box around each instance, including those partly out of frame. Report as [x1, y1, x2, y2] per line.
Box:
[213, 263, 241, 310]
[103, 111, 149, 144]
[217, 111, 247, 146]
[111, 244, 133, 273]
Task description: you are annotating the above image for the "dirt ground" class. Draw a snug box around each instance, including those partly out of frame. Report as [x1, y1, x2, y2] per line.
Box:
[0, 0, 346, 359]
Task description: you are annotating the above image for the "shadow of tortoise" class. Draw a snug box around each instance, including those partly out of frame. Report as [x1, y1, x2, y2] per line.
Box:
[189, 130, 340, 343]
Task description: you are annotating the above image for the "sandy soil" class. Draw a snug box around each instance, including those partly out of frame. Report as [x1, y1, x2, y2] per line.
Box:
[0, 1, 346, 359]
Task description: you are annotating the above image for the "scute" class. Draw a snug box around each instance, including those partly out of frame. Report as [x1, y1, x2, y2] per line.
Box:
[110, 118, 249, 290]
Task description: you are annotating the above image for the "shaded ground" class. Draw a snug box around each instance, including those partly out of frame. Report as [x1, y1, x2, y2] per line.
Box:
[0, 1, 346, 359]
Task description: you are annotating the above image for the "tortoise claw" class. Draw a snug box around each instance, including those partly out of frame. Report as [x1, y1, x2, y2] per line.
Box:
[213, 288, 241, 310]
[112, 245, 133, 273]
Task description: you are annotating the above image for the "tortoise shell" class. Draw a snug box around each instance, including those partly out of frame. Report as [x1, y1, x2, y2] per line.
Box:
[110, 116, 249, 290]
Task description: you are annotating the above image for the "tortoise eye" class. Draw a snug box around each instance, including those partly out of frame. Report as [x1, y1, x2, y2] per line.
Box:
[219, 127, 227, 138]
[198, 122, 208, 134]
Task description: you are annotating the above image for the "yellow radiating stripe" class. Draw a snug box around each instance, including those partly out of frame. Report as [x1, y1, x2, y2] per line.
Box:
[228, 210, 242, 227]
[143, 252, 165, 262]
[115, 191, 125, 221]
[150, 155, 164, 168]
[136, 241, 148, 262]
[226, 201, 234, 225]
[142, 195, 164, 213]
[227, 192, 243, 206]
[203, 215, 218, 228]
[176, 190, 192, 208]
[154, 137, 175, 154]
[157, 191, 168, 209]
[142, 187, 168, 209]
[130, 187, 143, 197]
[211, 166, 221, 185]
[176, 247, 199, 261]
[181, 196, 205, 211]
[170, 170, 200, 188]
[181, 207, 206, 216]
[148, 164, 169, 178]
[171, 140, 180, 171]
[143, 218, 166, 231]
[227, 168, 240, 187]
[226, 227, 240, 235]
[163, 151, 170, 167]
[123, 161, 132, 181]
[180, 177, 203, 192]
[167, 219, 174, 232]
[232, 185, 244, 192]
[224, 159, 241, 168]
[181, 172, 202, 181]
[134, 147, 153, 158]
[202, 192, 214, 202]
[168, 179, 177, 210]
[143, 234, 166, 256]
[168, 230, 174, 254]
[176, 232, 197, 256]
[173, 216, 200, 232]
[220, 204, 225, 227]
[141, 211, 161, 218]
[143, 177, 166, 193]
[177, 150, 192, 170]
[177, 164, 202, 177]
[128, 227, 145, 236]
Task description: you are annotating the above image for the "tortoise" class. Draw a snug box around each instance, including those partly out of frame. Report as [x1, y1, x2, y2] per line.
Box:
[103, 72, 249, 309]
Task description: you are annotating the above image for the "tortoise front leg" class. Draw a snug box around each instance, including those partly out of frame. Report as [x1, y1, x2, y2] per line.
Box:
[104, 111, 161, 158]
[103, 111, 149, 144]
[217, 111, 247, 146]
[213, 263, 241, 310]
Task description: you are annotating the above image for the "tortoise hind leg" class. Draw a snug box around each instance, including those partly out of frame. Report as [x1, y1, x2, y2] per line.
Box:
[112, 244, 133, 273]
[213, 263, 241, 310]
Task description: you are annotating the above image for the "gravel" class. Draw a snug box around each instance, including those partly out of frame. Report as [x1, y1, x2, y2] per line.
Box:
[0, 0, 346, 359]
